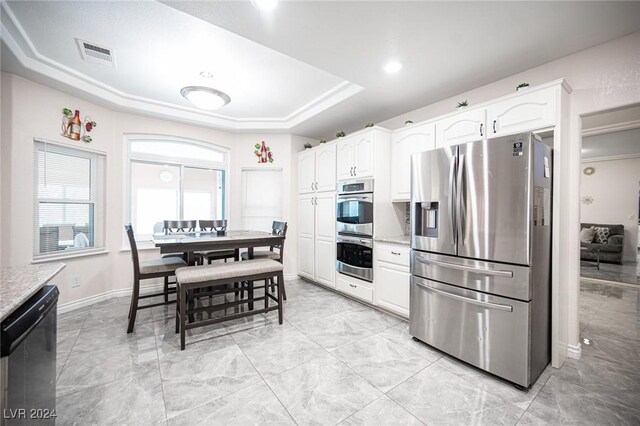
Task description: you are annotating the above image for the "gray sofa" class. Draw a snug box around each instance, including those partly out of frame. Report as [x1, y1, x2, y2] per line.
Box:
[580, 223, 624, 264]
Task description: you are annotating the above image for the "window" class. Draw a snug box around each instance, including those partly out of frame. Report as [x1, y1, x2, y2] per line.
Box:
[33, 140, 105, 258]
[127, 136, 227, 241]
[241, 169, 282, 232]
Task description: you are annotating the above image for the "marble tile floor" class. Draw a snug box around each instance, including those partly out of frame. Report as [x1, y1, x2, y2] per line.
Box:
[580, 250, 640, 286]
[55, 278, 640, 425]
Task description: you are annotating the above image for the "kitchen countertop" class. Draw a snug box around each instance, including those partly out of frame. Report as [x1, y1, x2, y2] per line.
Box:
[374, 235, 411, 246]
[0, 263, 66, 322]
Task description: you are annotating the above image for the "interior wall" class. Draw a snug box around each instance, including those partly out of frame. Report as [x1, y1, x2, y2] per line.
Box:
[0, 72, 300, 305]
[580, 157, 640, 260]
[379, 30, 640, 363]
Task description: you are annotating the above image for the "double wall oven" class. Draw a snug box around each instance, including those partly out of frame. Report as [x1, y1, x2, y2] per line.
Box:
[336, 179, 374, 282]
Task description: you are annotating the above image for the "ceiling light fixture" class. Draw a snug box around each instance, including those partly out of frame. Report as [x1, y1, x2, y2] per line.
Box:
[180, 86, 231, 111]
[384, 61, 402, 74]
[251, 0, 279, 11]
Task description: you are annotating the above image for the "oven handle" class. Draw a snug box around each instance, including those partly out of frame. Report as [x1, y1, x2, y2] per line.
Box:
[337, 235, 373, 248]
[414, 280, 513, 312]
[337, 195, 372, 203]
[415, 255, 513, 277]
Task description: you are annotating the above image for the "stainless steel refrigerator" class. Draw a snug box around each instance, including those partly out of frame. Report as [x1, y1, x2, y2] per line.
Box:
[409, 132, 552, 388]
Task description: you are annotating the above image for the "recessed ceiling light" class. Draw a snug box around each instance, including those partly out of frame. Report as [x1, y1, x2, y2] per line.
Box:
[384, 61, 402, 74]
[251, 0, 279, 11]
[180, 86, 231, 111]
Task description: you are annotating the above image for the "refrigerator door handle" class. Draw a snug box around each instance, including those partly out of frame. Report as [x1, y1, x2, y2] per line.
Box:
[414, 281, 514, 312]
[415, 255, 514, 278]
[456, 154, 466, 244]
[448, 156, 457, 245]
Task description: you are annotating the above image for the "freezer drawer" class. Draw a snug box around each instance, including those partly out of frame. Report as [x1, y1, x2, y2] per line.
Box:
[411, 251, 531, 301]
[409, 276, 531, 387]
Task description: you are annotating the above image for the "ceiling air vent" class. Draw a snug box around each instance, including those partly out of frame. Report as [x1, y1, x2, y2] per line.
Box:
[76, 38, 115, 67]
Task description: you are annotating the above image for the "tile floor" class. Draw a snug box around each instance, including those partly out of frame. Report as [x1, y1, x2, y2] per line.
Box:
[580, 250, 639, 286]
[55, 278, 640, 425]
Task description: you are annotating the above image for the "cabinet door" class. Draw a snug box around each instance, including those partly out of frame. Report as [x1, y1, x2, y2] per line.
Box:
[353, 135, 374, 178]
[298, 194, 315, 239]
[314, 192, 336, 287]
[315, 144, 337, 192]
[435, 109, 486, 148]
[315, 192, 336, 241]
[336, 139, 354, 181]
[375, 262, 410, 317]
[298, 150, 316, 194]
[487, 87, 556, 137]
[298, 193, 315, 279]
[391, 123, 435, 200]
[298, 236, 314, 280]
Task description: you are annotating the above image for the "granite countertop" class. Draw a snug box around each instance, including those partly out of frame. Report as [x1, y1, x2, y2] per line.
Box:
[374, 235, 411, 246]
[0, 263, 66, 322]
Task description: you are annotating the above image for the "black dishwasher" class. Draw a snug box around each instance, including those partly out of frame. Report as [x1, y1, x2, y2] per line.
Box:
[1, 285, 59, 425]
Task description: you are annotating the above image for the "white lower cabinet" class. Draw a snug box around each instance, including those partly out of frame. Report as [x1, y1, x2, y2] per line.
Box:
[297, 191, 336, 288]
[336, 274, 373, 303]
[374, 242, 410, 317]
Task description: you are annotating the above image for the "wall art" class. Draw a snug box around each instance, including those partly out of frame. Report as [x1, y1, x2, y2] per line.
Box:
[254, 141, 274, 163]
[61, 108, 96, 143]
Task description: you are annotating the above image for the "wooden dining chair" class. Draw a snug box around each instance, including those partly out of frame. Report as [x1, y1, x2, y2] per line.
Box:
[198, 220, 237, 263]
[163, 220, 202, 265]
[163, 220, 197, 234]
[125, 224, 187, 333]
[241, 221, 288, 300]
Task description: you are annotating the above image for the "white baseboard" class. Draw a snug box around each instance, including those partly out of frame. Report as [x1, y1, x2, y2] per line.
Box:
[58, 283, 166, 314]
[567, 343, 582, 360]
[59, 275, 299, 314]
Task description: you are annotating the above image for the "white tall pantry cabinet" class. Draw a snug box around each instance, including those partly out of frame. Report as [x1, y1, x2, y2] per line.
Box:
[297, 144, 337, 287]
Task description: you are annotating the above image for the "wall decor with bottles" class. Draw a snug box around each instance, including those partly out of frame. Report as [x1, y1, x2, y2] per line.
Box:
[254, 141, 274, 163]
[61, 107, 97, 143]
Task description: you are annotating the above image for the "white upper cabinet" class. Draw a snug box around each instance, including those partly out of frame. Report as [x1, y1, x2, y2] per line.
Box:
[487, 87, 556, 137]
[352, 134, 374, 178]
[336, 138, 354, 181]
[298, 144, 336, 194]
[315, 144, 337, 192]
[391, 123, 436, 201]
[435, 108, 486, 148]
[297, 150, 316, 194]
[336, 131, 376, 181]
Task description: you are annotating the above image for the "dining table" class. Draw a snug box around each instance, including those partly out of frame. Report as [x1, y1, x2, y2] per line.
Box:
[152, 230, 284, 265]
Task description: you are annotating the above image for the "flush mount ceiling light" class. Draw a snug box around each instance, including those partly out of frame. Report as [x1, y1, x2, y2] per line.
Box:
[180, 86, 231, 111]
[384, 61, 403, 74]
[251, 0, 279, 11]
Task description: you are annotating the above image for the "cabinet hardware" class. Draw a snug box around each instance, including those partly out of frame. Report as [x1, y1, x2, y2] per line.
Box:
[349, 167, 354, 176]
[354, 166, 356, 176]
[391, 251, 401, 255]
[493, 120, 497, 133]
[349, 284, 357, 288]
[479, 123, 483, 136]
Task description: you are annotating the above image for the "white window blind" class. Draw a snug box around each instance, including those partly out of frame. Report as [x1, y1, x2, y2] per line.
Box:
[33, 140, 105, 257]
[241, 169, 282, 232]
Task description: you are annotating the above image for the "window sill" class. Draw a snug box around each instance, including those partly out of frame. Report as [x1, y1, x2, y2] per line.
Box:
[32, 249, 109, 264]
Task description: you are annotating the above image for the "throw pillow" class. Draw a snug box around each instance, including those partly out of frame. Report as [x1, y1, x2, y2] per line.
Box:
[580, 227, 596, 243]
[593, 226, 610, 244]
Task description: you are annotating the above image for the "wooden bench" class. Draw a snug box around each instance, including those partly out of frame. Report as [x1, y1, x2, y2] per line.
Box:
[174, 259, 284, 350]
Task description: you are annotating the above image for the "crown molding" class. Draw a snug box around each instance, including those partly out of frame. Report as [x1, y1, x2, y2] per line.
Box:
[0, 2, 363, 131]
[582, 119, 640, 137]
[581, 153, 640, 163]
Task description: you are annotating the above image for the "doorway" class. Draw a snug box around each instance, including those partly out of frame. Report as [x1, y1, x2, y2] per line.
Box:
[579, 104, 640, 286]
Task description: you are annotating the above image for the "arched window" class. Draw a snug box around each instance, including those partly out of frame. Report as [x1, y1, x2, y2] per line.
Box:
[126, 135, 229, 241]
